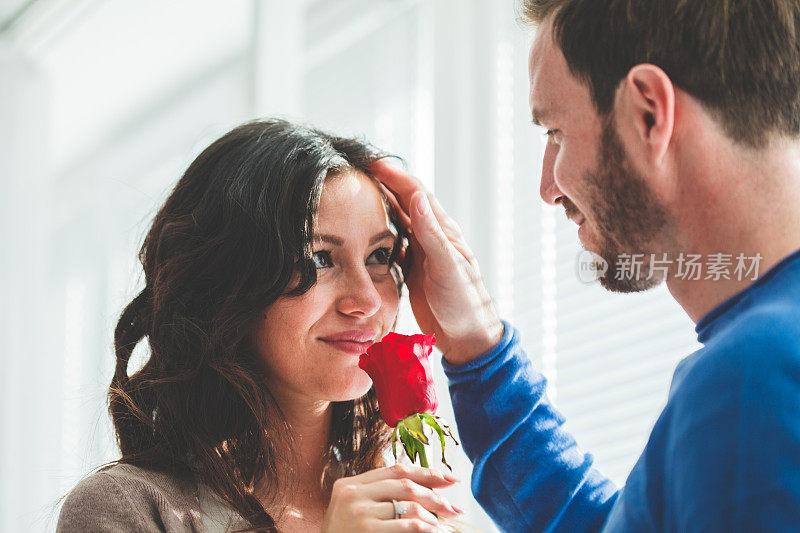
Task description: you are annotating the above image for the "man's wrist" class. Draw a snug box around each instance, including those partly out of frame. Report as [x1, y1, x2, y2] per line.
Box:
[442, 320, 505, 366]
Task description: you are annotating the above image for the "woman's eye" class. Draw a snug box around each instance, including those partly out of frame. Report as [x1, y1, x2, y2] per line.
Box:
[312, 251, 332, 269]
[311, 247, 392, 269]
[368, 247, 392, 265]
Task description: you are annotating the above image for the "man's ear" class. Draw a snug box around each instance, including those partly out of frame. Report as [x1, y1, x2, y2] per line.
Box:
[619, 64, 675, 166]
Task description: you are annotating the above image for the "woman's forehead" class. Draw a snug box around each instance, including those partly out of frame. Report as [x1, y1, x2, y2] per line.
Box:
[316, 170, 392, 233]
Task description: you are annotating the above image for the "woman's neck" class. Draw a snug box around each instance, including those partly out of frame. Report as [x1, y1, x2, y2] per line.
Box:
[279, 397, 334, 492]
[259, 388, 336, 529]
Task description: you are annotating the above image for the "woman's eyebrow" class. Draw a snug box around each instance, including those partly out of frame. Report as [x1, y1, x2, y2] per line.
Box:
[313, 230, 397, 246]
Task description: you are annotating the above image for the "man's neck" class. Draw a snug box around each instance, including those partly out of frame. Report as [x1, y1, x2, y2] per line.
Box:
[666, 137, 800, 323]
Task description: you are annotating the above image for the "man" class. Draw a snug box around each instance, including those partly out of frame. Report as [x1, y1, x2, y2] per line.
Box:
[370, 0, 800, 530]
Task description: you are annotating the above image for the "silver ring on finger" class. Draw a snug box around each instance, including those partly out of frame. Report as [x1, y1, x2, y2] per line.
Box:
[392, 499, 408, 519]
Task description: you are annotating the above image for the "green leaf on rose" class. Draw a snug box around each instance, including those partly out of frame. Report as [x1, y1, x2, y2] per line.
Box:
[432, 414, 459, 446]
[398, 423, 418, 463]
[390, 427, 399, 462]
[420, 413, 453, 471]
[403, 413, 429, 445]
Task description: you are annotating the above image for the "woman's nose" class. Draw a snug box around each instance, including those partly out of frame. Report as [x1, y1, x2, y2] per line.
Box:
[336, 267, 382, 318]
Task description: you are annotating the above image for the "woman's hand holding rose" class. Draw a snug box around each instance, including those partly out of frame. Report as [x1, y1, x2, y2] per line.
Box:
[321, 464, 461, 532]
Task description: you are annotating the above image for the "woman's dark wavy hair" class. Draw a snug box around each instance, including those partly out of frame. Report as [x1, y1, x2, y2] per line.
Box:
[101, 118, 409, 531]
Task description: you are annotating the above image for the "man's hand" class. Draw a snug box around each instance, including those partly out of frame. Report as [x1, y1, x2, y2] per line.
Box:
[370, 159, 504, 365]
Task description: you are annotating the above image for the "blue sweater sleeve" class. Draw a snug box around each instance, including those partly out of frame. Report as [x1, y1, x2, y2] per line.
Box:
[666, 314, 800, 532]
[442, 320, 619, 532]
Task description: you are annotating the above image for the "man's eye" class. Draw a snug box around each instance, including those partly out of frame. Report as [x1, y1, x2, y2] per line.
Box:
[368, 247, 393, 265]
[312, 251, 332, 269]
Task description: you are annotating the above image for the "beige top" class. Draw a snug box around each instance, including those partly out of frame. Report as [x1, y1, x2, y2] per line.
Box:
[57, 463, 247, 532]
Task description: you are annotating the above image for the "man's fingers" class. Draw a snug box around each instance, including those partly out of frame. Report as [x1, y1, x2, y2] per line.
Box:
[370, 161, 453, 227]
[375, 179, 412, 231]
[426, 193, 463, 235]
[369, 159, 425, 215]
[398, 235, 422, 281]
[371, 160, 472, 255]
[410, 191, 459, 266]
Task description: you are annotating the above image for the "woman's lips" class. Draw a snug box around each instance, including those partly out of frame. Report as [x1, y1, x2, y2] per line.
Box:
[320, 339, 373, 354]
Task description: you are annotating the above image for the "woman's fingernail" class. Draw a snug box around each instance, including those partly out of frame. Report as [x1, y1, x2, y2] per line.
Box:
[417, 194, 431, 217]
[442, 472, 460, 483]
[452, 504, 464, 514]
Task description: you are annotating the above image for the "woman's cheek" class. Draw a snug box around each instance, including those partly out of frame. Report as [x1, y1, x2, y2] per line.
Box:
[377, 271, 401, 296]
[378, 277, 401, 318]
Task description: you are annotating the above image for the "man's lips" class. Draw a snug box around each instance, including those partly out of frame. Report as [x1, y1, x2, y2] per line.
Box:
[570, 215, 586, 227]
[568, 214, 588, 241]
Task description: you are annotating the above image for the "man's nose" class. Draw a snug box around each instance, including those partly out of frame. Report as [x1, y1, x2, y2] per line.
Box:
[539, 142, 564, 206]
[336, 267, 382, 318]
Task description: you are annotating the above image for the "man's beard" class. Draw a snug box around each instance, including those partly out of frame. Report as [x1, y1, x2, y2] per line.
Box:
[565, 115, 671, 293]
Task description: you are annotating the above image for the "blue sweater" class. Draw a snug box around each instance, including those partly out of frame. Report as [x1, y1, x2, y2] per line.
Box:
[442, 248, 800, 532]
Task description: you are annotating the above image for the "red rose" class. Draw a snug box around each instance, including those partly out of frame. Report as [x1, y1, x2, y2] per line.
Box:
[358, 331, 438, 428]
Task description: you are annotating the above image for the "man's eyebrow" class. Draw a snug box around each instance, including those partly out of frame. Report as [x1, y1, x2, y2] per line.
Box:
[531, 107, 547, 126]
[313, 229, 397, 247]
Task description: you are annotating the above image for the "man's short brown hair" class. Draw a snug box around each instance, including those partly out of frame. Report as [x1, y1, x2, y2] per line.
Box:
[520, 0, 800, 148]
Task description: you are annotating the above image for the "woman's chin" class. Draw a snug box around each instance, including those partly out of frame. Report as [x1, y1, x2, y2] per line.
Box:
[326, 376, 373, 402]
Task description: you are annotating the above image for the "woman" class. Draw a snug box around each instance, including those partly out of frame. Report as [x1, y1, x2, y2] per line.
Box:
[56, 119, 463, 532]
